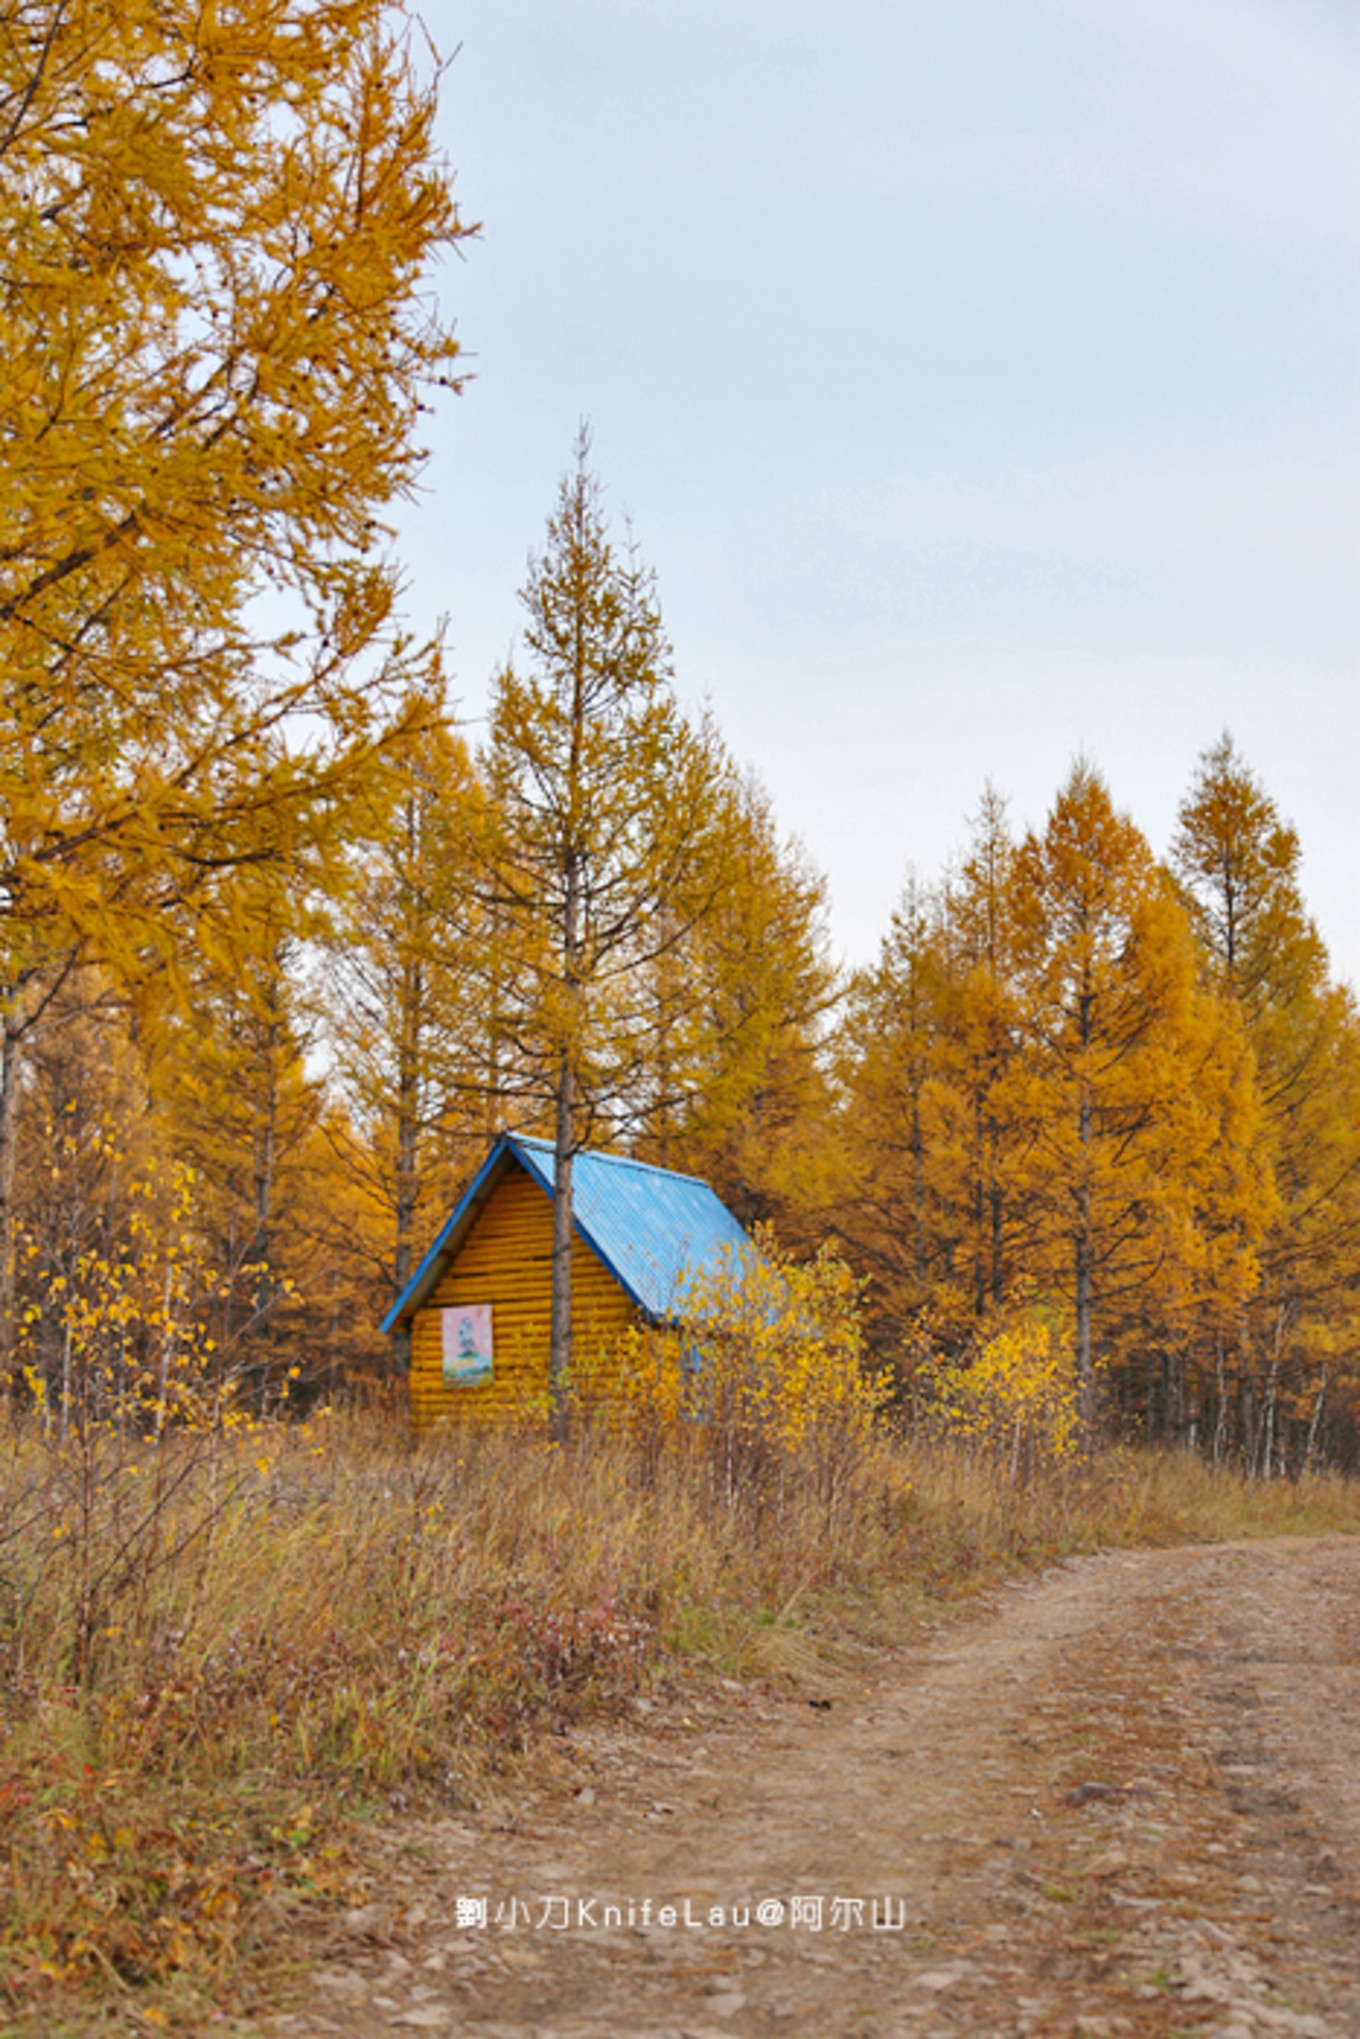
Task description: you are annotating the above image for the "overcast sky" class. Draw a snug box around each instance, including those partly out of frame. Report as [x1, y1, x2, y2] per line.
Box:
[401, 0, 1359, 983]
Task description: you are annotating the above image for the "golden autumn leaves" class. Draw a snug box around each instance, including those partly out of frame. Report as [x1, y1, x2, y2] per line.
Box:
[838, 743, 1360, 1467]
[0, 0, 469, 1346]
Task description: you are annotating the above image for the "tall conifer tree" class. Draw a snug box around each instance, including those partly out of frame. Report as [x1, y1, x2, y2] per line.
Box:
[482, 434, 728, 1430]
[326, 702, 492, 1369]
[1011, 763, 1264, 1438]
[1174, 736, 1360, 1467]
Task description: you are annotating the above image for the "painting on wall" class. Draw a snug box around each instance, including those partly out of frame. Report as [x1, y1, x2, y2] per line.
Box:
[441, 1304, 493, 1386]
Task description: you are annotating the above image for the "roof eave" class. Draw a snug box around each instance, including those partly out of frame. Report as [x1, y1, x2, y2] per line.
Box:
[380, 1137, 517, 1334]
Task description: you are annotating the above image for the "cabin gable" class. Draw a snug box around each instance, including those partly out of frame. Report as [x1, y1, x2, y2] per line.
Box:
[407, 1159, 636, 1431]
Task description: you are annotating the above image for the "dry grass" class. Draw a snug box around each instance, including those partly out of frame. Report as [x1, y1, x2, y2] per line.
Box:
[1, 1407, 1356, 2029]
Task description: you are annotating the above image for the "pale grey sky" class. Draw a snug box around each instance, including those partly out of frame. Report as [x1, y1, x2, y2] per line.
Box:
[400, 0, 1360, 981]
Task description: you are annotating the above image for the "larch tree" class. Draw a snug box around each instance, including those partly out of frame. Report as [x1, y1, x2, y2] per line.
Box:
[9, 969, 160, 1413]
[934, 787, 1030, 1320]
[325, 696, 493, 1371]
[1011, 763, 1266, 1441]
[481, 433, 730, 1431]
[1171, 734, 1323, 1022]
[839, 807, 1031, 1355]
[1174, 736, 1360, 1468]
[0, 0, 469, 1363]
[147, 863, 326, 1398]
[632, 772, 839, 1244]
[837, 871, 951, 1344]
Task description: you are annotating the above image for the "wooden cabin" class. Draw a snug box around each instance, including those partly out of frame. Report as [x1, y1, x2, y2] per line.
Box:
[382, 1133, 751, 1431]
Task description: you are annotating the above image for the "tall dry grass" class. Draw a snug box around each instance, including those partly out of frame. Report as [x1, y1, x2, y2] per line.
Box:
[1, 1405, 1356, 2022]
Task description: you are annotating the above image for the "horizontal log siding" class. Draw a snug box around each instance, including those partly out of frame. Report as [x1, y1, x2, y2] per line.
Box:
[409, 1166, 637, 1431]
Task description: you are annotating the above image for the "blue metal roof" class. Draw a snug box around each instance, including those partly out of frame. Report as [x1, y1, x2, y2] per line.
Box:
[381, 1133, 752, 1334]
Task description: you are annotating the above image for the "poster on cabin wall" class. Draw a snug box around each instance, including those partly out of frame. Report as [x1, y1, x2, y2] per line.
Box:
[441, 1304, 493, 1386]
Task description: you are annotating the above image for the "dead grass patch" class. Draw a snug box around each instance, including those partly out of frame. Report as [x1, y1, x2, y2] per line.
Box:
[0, 1410, 1354, 2030]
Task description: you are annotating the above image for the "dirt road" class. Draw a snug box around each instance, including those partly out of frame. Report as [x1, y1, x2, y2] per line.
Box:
[269, 1537, 1360, 2039]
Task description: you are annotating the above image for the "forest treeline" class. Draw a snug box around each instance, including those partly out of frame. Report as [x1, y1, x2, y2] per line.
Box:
[4, 0, 1357, 1472]
[7, 486, 1358, 1473]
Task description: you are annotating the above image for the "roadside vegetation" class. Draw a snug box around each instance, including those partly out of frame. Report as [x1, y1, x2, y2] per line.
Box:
[4, 1346, 1357, 2029]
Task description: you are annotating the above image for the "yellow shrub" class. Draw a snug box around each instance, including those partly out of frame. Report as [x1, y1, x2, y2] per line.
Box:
[17, 1144, 286, 1441]
[920, 1312, 1080, 1476]
[616, 1234, 889, 1499]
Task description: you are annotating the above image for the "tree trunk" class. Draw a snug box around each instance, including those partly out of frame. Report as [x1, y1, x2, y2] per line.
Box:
[911, 1093, 925, 1288]
[1213, 1343, 1227, 1464]
[0, 1002, 22, 1385]
[391, 954, 422, 1378]
[1263, 1355, 1279, 1479]
[1305, 1364, 1328, 1473]
[1075, 1085, 1094, 1446]
[549, 852, 581, 1440]
[973, 1094, 986, 1316]
[989, 1142, 1004, 1309]
[248, 985, 280, 1413]
[549, 1050, 575, 1439]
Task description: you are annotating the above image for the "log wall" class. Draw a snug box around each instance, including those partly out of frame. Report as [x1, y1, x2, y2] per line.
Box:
[408, 1166, 635, 1431]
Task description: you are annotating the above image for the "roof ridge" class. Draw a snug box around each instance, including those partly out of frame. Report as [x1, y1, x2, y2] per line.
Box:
[507, 1132, 710, 1190]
